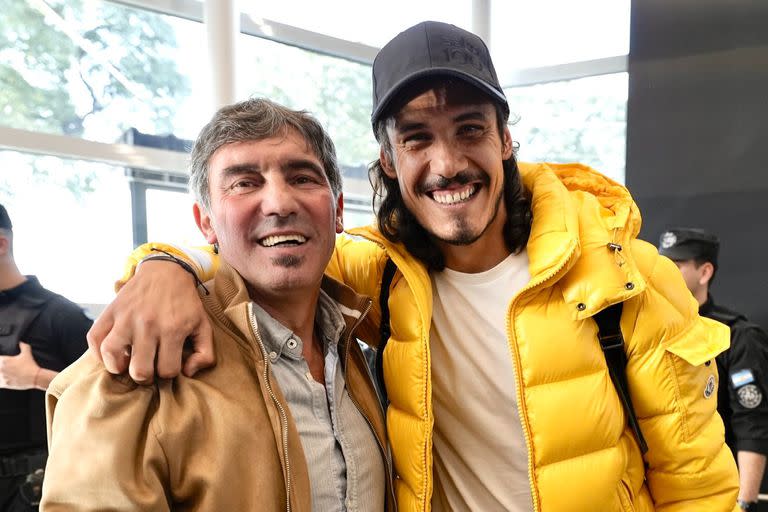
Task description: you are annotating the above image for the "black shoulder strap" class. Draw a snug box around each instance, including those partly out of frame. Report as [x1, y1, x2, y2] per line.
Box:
[375, 258, 398, 409]
[594, 303, 648, 454]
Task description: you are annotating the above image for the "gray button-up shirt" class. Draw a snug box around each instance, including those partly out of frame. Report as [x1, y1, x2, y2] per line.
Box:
[252, 290, 385, 512]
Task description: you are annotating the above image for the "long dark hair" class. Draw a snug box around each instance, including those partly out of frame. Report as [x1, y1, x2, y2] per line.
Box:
[370, 103, 532, 271]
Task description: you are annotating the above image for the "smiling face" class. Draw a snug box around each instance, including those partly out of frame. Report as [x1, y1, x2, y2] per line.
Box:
[380, 82, 514, 270]
[194, 128, 343, 301]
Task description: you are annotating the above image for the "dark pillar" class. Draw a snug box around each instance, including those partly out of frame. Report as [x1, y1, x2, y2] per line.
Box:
[626, 0, 768, 328]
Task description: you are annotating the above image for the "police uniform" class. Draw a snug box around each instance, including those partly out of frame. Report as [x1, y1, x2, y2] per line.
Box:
[660, 228, 768, 511]
[0, 207, 91, 511]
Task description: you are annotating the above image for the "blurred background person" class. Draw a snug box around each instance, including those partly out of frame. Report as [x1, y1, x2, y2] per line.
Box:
[660, 227, 768, 512]
[0, 204, 91, 512]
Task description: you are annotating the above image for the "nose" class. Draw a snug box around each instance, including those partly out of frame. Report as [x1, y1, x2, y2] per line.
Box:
[428, 139, 468, 178]
[260, 178, 298, 217]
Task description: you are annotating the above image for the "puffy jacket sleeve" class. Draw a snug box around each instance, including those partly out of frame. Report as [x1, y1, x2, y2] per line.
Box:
[115, 242, 219, 291]
[42, 358, 170, 512]
[327, 234, 390, 347]
[625, 245, 739, 511]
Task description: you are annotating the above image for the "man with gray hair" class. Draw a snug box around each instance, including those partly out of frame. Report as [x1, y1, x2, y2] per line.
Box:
[41, 98, 393, 511]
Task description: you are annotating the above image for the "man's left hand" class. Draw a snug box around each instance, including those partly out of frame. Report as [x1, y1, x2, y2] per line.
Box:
[0, 342, 41, 390]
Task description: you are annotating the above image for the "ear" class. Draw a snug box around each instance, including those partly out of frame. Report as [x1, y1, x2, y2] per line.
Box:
[193, 203, 218, 245]
[0, 235, 9, 257]
[380, 146, 397, 179]
[335, 193, 345, 234]
[699, 261, 715, 286]
[502, 127, 514, 160]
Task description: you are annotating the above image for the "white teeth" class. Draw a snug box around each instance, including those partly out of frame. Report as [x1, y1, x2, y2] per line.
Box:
[260, 234, 307, 247]
[432, 185, 477, 205]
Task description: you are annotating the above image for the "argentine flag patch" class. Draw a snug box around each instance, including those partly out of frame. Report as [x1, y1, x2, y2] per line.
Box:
[731, 369, 756, 388]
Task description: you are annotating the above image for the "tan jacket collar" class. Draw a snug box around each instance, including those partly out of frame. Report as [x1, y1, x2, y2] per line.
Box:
[204, 262, 373, 355]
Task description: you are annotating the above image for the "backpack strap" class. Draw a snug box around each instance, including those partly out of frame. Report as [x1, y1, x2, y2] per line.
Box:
[594, 303, 649, 454]
[375, 258, 398, 409]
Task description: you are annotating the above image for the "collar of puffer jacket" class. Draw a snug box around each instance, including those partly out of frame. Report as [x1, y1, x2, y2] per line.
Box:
[349, 162, 647, 320]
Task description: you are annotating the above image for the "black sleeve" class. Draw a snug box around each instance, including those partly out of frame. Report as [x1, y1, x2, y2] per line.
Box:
[727, 322, 768, 455]
[49, 298, 93, 366]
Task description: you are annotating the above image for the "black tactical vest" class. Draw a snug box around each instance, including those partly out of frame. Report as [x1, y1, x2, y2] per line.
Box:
[0, 283, 56, 453]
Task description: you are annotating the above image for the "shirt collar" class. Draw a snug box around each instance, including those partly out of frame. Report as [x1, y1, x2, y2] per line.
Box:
[250, 288, 346, 361]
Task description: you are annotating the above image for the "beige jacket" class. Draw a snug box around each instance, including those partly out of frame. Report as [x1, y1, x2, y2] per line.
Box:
[42, 263, 394, 511]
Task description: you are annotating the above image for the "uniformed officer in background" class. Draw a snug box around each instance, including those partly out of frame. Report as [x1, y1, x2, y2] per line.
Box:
[0, 205, 90, 511]
[659, 227, 768, 512]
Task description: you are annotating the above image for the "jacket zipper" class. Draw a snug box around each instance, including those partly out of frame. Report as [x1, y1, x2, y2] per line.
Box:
[248, 302, 292, 512]
[505, 241, 578, 512]
[341, 298, 398, 512]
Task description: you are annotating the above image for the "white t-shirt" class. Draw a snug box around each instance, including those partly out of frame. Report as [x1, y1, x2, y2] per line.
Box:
[430, 250, 533, 512]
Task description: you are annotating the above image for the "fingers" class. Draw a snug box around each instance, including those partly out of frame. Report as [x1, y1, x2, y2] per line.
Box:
[128, 327, 158, 385]
[156, 331, 184, 380]
[95, 307, 131, 374]
[182, 317, 216, 378]
[86, 312, 113, 363]
[18, 342, 32, 355]
[98, 331, 131, 375]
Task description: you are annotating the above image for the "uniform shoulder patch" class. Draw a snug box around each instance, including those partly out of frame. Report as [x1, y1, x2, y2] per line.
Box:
[731, 369, 755, 388]
[737, 384, 763, 409]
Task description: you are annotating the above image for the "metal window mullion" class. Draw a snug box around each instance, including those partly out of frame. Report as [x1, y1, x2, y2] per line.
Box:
[107, 0, 378, 65]
[502, 55, 628, 89]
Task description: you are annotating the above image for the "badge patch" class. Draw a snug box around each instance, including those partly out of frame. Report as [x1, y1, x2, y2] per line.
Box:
[704, 375, 716, 399]
[737, 384, 763, 408]
[731, 369, 755, 388]
[660, 232, 677, 249]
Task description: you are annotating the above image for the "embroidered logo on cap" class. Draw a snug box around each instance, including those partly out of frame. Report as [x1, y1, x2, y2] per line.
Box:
[660, 232, 677, 249]
[704, 375, 716, 399]
[738, 384, 763, 408]
[440, 36, 490, 73]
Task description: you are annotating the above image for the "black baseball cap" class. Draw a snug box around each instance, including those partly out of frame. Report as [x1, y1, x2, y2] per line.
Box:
[371, 21, 509, 127]
[658, 227, 719, 267]
[0, 204, 11, 230]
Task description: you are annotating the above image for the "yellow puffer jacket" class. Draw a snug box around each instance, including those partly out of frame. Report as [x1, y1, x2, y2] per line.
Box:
[326, 163, 739, 511]
[125, 163, 739, 511]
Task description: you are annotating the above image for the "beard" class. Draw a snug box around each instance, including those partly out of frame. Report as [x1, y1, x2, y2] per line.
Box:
[270, 254, 304, 267]
[428, 187, 504, 246]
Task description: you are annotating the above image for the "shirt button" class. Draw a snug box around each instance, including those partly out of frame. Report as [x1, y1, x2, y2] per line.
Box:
[286, 338, 298, 350]
[268, 351, 278, 361]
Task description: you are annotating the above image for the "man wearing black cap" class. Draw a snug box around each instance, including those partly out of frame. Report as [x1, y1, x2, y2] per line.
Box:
[0, 205, 90, 511]
[660, 227, 768, 512]
[84, 22, 738, 511]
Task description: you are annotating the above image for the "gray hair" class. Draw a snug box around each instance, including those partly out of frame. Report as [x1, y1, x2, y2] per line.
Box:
[189, 98, 342, 210]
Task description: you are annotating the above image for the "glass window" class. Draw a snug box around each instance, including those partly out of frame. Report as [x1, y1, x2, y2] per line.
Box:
[244, 1, 472, 48]
[491, 0, 630, 78]
[506, 73, 628, 183]
[145, 188, 207, 247]
[237, 34, 377, 199]
[0, 0, 207, 143]
[0, 150, 133, 304]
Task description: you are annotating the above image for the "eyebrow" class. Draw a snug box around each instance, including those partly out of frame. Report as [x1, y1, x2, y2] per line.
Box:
[393, 109, 490, 133]
[220, 159, 325, 178]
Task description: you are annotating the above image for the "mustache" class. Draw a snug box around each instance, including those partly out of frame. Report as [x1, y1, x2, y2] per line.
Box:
[250, 215, 309, 239]
[418, 169, 489, 193]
